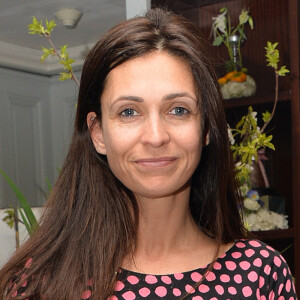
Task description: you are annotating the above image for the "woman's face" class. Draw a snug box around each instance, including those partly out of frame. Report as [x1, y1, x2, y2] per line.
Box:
[89, 51, 206, 199]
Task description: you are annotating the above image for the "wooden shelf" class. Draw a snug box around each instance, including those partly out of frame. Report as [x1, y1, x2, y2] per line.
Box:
[223, 90, 291, 108]
[252, 228, 295, 240]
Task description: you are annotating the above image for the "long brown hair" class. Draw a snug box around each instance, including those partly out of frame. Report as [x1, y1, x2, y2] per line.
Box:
[0, 8, 247, 299]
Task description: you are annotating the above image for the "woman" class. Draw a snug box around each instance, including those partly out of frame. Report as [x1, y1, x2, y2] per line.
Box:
[0, 8, 296, 300]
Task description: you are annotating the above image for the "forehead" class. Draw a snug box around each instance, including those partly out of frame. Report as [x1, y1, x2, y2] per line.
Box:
[101, 51, 199, 103]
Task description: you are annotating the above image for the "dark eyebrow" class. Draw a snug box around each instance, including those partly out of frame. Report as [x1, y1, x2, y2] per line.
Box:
[112, 96, 144, 104]
[163, 93, 197, 103]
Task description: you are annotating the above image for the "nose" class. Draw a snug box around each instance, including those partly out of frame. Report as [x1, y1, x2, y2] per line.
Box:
[140, 114, 170, 148]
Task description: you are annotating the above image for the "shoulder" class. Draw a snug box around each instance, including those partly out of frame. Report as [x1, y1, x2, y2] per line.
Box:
[225, 238, 289, 270]
[221, 239, 297, 297]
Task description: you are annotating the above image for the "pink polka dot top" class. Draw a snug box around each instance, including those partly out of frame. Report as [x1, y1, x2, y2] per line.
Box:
[111, 239, 297, 299]
[12, 239, 297, 299]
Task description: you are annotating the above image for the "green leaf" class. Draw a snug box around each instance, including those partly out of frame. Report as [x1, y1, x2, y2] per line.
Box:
[262, 111, 271, 123]
[213, 35, 223, 46]
[59, 72, 73, 81]
[277, 66, 290, 76]
[0, 169, 38, 232]
[46, 19, 56, 34]
[18, 208, 33, 236]
[248, 17, 254, 29]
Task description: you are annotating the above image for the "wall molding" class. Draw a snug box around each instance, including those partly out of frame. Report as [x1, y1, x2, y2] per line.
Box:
[0, 41, 92, 75]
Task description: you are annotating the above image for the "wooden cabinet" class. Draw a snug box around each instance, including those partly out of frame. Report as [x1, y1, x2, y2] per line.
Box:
[153, 0, 300, 293]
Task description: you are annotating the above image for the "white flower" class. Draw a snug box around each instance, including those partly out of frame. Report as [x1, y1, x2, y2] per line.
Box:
[212, 10, 227, 35]
[243, 208, 289, 231]
[221, 75, 256, 99]
[227, 126, 235, 145]
[239, 184, 249, 198]
[239, 9, 250, 25]
[244, 198, 260, 211]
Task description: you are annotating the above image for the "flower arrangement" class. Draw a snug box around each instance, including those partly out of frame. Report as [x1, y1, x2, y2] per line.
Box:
[228, 42, 289, 231]
[212, 8, 256, 99]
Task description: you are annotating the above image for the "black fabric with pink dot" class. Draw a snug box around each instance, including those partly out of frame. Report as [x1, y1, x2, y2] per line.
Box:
[13, 239, 297, 299]
[111, 239, 297, 300]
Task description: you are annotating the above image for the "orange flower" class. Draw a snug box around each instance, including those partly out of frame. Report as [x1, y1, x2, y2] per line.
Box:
[218, 77, 227, 85]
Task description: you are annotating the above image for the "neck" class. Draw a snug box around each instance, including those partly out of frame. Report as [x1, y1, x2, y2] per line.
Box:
[136, 187, 198, 255]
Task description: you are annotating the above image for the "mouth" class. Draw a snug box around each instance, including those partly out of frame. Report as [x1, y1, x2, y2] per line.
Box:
[134, 157, 177, 168]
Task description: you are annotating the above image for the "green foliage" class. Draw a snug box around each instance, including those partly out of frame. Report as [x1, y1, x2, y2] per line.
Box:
[229, 42, 290, 193]
[230, 106, 275, 187]
[212, 7, 254, 71]
[28, 17, 78, 84]
[2, 208, 15, 229]
[0, 169, 39, 235]
[28, 17, 56, 36]
[265, 42, 289, 76]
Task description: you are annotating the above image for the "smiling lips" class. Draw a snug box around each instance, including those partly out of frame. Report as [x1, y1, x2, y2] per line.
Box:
[135, 157, 177, 168]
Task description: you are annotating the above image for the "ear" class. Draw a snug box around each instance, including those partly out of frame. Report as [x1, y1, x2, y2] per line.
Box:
[203, 128, 210, 147]
[87, 112, 107, 155]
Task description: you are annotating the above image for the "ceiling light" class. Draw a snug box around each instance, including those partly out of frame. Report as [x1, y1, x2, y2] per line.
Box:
[54, 8, 82, 29]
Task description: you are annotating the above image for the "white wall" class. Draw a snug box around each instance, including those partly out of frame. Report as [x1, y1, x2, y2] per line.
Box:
[0, 67, 80, 265]
[0, 207, 42, 267]
[0, 67, 79, 209]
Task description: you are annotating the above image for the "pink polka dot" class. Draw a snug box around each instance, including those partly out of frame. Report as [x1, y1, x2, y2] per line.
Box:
[225, 261, 237, 271]
[87, 278, 93, 286]
[269, 290, 275, 300]
[213, 262, 222, 270]
[161, 275, 172, 284]
[260, 250, 270, 258]
[192, 297, 203, 300]
[139, 287, 150, 297]
[286, 279, 291, 292]
[145, 275, 157, 284]
[108, 296, 118, 300]
[231, 251, 242, 259]
[234, 274, 242, 284]
[274, 256, 282, 267]
[249, 240, 261, 247]
[115, 281, 125, 291]
[174, 273, 184, 280]
[81, 290, 91, 299]
[253, 257, 262, 267]
[122, 291, 136, 300]
[283, 268, 287, 277]
[256, 288, 260, 298]
[210, 298, 218, 300]
[185, 284, 195, 293]
[155, 286, 167, 297]
[198, 284, 210, 293]
[259, 276, 265, 288]
[245, 249, 255, 257]
[240, 261, 251, 270]
[21, 274, 28, 287]
[206, 271, 216, 281]
[236, 242, 246, 248]
[220, 274, 230, 283]
[261, 296, 266, 300]
[273, 271, 278, 281]
[25, 258, 32, 268]
[127, 275, 139, 285]
[173, 288, 181, 296]
[267, 245, 275, 252]
[191, 272, 202, 282]
[215, 285, 224, 295]
[264, 265, 271, 275]
[278, 297, 285, 300]
[247, 271, 258, 282]
[228, 286, 237, 295]
[278, 283, 284, 294]
[242, 286, 253, 297]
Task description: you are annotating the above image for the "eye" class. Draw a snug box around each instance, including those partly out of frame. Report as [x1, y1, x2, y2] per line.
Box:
[120, 108, 139, 117]
[169, 107, 189, 116]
